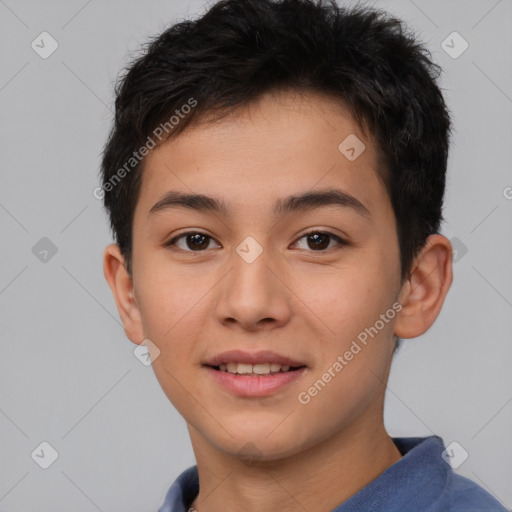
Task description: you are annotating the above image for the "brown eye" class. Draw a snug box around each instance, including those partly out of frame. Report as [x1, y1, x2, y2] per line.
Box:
[306, 233, 330, 250]
[295, 231, 347, 251]
[185, 233, 210, 250]
[166, 232, 220, 252]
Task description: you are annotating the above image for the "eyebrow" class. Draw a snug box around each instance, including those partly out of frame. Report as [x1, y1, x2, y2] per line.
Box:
[148, 188, 371, 219]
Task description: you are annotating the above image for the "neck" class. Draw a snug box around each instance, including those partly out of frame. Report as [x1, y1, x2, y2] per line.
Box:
[187, 420, 402, 512]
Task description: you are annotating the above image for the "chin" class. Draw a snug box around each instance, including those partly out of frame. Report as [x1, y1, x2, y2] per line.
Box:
[217, 428, 308, 462]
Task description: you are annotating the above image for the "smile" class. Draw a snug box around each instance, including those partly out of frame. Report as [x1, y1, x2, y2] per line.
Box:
[210, 362, 305, 375]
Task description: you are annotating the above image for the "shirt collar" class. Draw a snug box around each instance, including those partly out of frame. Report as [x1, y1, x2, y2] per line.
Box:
[333, 436, 450, 511]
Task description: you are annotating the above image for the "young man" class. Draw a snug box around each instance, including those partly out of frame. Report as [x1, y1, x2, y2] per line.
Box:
[101, 0, 506, 510]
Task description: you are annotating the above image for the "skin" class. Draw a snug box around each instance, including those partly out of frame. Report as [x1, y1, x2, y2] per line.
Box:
[104, 90, 453, 512]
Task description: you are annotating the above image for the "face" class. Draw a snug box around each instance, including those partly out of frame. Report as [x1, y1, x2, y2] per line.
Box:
[127, 90, 404, 460]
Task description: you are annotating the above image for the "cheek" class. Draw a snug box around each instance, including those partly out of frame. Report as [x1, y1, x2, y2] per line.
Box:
[134, 257, 208, 337]
[300, 256, 398, 407]
[137, 271, 208, 417]
[307, 261, 394, 336]
[295, 292, 397, 439]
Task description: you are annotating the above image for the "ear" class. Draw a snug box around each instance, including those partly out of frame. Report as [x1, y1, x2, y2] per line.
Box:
[103, 243, 144, 345]
[394, 234, 453, 339]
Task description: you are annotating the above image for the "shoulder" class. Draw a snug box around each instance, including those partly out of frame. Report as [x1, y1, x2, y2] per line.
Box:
[390, 437, 506, 512]
[441, 472, 508, 512]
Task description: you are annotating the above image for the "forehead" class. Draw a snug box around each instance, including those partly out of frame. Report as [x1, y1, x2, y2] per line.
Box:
[136, 90, 387, 220]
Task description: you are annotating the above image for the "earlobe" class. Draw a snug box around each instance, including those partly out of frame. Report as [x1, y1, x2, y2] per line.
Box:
[103, 244, 144, 344]
[394, 234, 453, 339]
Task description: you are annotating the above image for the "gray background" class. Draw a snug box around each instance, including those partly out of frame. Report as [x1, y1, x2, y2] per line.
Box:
[1, 0, 511, 510]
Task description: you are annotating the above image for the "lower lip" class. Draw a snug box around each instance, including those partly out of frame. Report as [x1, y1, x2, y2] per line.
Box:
[204, 366, 307, 397]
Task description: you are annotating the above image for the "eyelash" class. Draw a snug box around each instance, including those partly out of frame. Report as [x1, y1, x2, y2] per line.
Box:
[164, 229, 348, 254]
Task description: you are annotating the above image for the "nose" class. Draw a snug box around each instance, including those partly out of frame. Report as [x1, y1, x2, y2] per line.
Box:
[214, 246, 292, 332]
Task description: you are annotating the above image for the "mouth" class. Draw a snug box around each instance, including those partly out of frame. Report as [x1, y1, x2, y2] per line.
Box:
[206, 362, 306, 376]
[202, 350, 308, 397]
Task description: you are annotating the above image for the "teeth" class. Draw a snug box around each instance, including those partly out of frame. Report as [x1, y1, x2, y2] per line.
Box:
[237, 363, 252, 374]
[217, 362, 295, 375]
[253, 363, 270, 374]
[226, 362, 238, 373]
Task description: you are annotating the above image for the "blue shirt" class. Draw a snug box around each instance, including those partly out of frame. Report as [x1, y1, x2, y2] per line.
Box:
[158, 436, 506, 511]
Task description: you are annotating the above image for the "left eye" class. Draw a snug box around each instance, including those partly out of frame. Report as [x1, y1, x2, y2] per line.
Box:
[294, 231, 347, 251]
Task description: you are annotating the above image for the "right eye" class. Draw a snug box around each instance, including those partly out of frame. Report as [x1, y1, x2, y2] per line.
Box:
[164, 231, 221, 252]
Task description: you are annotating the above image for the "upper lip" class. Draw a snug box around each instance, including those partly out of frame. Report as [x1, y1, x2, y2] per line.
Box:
[204, 350, 307, 367]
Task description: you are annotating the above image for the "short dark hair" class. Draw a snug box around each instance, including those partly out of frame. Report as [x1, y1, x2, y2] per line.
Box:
[100, 0, 451, 280]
